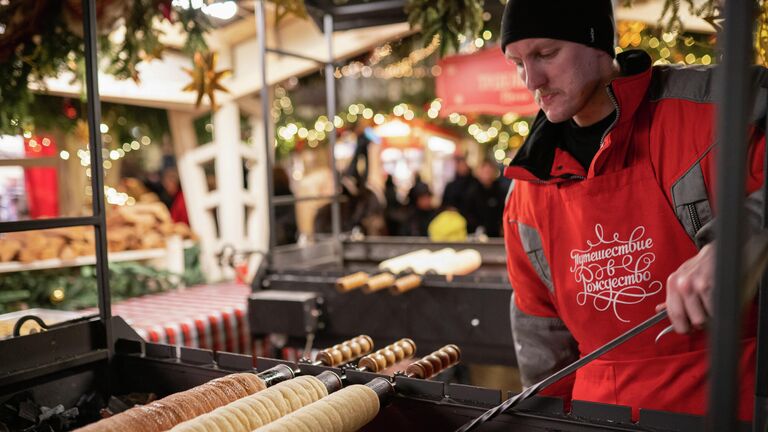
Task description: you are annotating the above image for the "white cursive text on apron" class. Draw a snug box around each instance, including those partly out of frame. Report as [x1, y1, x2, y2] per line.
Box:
[570, 224, 662, 322]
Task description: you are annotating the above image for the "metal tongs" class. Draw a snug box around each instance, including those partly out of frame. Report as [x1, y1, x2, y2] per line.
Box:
[456, 309, 669, 432]
[458, 232, 768, 431]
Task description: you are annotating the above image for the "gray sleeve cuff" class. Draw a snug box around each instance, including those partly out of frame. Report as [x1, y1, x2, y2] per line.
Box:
[510, 294, 579, 388]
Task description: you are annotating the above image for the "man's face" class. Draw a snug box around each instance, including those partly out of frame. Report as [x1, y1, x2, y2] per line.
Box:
[505, 38, 605, 123]
[416, 193, 432, 210]
[455, 158, 470, 176]
[477, 163, 496, 187]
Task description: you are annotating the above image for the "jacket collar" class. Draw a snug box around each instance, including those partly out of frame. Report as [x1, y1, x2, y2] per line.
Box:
[504, 50, 653, 183]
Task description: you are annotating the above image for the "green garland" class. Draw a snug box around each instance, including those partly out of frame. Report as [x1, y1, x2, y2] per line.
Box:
[271, 22, 718, 162]
[1, 0, 763, 139]
[0, 245, 205, 314]
[405, 0, 484, 57]
[0, 0, 210, 136]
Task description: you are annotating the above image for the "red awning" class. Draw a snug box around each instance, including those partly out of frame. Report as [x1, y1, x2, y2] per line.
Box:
[436, 48, 539, 117]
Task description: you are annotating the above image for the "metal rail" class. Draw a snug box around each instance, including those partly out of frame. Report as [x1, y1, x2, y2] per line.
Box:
[256, 0, 278, 265]
[255, 1, 343, 264]
[324, 13, 343, 265]
[755, 62, 768, 432]
[265, 47, 329, 65]
[0, 216, 100, 234]
[0, 0, 113, 347]
[82, 0, 113, 350]
[707, 0, 756, 430]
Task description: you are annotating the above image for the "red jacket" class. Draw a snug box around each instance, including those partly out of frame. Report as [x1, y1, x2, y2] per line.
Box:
[503, 50, 766, 420]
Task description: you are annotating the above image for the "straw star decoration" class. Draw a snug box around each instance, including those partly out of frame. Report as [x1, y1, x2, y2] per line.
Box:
[182, 51, 232, 110]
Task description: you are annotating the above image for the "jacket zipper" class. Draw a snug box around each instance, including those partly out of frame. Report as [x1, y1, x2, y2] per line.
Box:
[687, 203, 702, 233]
[599, 86, 620, 149]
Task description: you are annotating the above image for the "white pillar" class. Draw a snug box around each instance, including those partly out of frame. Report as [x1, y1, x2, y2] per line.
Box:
[212, 101, 245, 280]
[246, 113, 269, 278]
[168, 110, 223, 281]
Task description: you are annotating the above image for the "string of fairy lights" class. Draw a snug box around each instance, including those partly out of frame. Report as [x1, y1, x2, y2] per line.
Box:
[273, 88, 531, 165]
[24, 19, 717, 205]
[50, 119, 156, 206]
[615, 21, 716, 65]
[333, 35, 442, 80]
[273, 20, 715, 166]
[25, 133, 135, 206]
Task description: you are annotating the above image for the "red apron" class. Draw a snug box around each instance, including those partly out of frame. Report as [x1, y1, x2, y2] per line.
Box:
[543, 105, 756, 421]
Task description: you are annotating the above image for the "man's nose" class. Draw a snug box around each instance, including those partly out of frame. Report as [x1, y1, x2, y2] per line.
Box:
[524, 64, 547, 92]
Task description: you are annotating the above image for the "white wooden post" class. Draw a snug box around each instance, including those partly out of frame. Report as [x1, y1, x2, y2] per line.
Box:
[212, 101, 245, 280]
[168, 110, 224, 281]
[245, 112, 270, 279]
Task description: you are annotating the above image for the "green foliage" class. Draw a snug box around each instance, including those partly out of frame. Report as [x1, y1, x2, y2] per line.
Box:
[175, 6, 213, 56]
[0, 6, 81, 135]
[0, 250, 205, 314]
[620, 0, 724, 32]
[267, 0, 308, 24]
[0, 1, 211, 136]
[104, 0, 165, 81]
[405, 0, 484, 57]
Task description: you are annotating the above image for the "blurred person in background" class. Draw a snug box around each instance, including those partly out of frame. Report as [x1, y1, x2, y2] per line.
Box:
[383, 174, 406, 236]
[273, 166, 298, 245]
[345, 119, 380, 183]
[473, 160, 509, 237]
[442, 155, 480, 233]
[315, 175, 386, 236]
[401, 182, 436, 237]
[160, 167, 188, 225]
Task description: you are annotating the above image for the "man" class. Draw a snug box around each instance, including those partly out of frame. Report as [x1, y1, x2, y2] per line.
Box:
[442, 155, 481, 232]
[402, 182, 436, 236]
[473, 160, 509, 237]
[500, 0, 765, 421]
[345, 119, 380, 183]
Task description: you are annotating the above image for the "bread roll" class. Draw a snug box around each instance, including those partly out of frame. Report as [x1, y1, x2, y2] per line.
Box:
[246, 395, 279, 424]
[170, 375, 327, 431]
[221, 406, 250, 430]
[411, 248, 456, 274]
[303, 404, 341, 432]
[335, 272, 369, 292]
[75, 373, 265, 432]
[284, 379, 314, 406]
[210, 376, 249, 399]
[212, 407, 238, 432]
[260, 386, 291, 417]
[449, 249, 482, 276]
[195, 416, 221, 432]
[255, 384, 379, 432]
[138, 404, 175, 430]
[230, 372, 267, 394]
[229, 399, 264, 430]
[281, 416, 312, 432]
[378, 249, 431, 274]
[274, 385, 305, 411]
[188, 386, 217, 412]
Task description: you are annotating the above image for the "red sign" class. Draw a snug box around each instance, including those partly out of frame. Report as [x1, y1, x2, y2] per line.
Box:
[24, 135, 59, 219]
[436, 48, 539, 117]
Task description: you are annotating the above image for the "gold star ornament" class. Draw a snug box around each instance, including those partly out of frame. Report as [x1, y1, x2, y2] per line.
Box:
[182, 51, 232, 110]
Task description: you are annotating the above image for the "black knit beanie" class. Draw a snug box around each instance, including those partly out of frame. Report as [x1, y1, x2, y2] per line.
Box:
[500, 0, 616, 58]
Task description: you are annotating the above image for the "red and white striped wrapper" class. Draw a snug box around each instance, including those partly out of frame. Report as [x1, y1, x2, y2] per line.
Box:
[86, 284, 263, 355]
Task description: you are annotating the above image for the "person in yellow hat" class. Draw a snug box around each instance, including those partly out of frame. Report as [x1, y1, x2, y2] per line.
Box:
[428, 207, 467, 242]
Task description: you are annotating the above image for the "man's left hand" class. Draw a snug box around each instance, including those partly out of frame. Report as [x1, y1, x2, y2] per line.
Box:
[657, 243, 715, 334]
